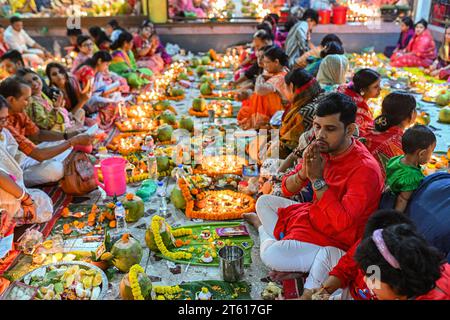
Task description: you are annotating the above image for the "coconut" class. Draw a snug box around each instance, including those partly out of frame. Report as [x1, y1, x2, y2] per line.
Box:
[111, 234, 143, 273]
[157, 124, 174, 142]
[435, 91, 450, 106]
[153, 100, 171, 111]
[192, 98, 206, 112]
[170, 87, 185, 97]
[196, 66, 207, 77]
[192, 57, 202, 67]
[122, 195, 145, 223]
[200, 75, 213, 83]
[145, 218, 175, 252]
[201, 56, 211, 65]
[170, 186, 186, 210]
[178, 72, 189, 81]
[439, 106, 450, 124]
[200, 83, 213, 96]
[156, 155, 170, 172]
[160, 110, 177, 125]
[179, 116, 194, 132]
[120, 271, 153, 300]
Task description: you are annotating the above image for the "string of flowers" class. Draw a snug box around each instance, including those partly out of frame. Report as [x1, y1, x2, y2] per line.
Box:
[151, 215, 193, 260]
[129, 264, 145, 300]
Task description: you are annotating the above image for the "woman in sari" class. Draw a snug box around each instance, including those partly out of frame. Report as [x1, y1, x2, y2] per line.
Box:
[425, 26, 450, 81]
[384, 16, 415, 58]
[361, 92, 417, 178]
[234, 30, 273, 82]
[88, 26, 112, 52]
[279, 68, 324, 155]
[338, 68, 381, 136]
[46, 62, 91, 126]
[237, 46, 290, 130]
[316, 52, 348, 90]
[109, 31, 153, 88]
[133, 20, 166, 74]
[0, 97, 52, 225]
[390, 19, 436, 68]
[16, 68, 75, 133]
[74, 51, 130, 130]
[70, 35, 95, 73]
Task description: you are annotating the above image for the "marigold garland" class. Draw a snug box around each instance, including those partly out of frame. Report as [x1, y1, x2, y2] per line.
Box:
[153, 285, 183, 295]
[129, 264, 145, 300]
[151, 216, 193, 260]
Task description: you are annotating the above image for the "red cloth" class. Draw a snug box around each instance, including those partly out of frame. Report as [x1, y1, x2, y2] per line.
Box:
[416, 264, 450, 300]
[361, 126, 404, 179]
[73, 65, 95, 89]
[337, 85, 374, 136]
[277, 139, 383, 251]
[329, 240, 370, 300]
[390, 29, 436, 68]
[330, 245, 450, 300]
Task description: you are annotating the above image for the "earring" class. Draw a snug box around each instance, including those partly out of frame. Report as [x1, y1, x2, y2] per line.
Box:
[360, 91, 365, 96]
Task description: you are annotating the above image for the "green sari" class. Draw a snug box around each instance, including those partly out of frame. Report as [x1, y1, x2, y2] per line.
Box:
[109, 49, 153, 88]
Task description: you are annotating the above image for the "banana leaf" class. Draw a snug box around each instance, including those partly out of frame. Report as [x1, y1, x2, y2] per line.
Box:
[155, 221, 254, 267]
[51, 204, 112, 240]
[402, 67, 447, 84]
[157, 280, 251, 300]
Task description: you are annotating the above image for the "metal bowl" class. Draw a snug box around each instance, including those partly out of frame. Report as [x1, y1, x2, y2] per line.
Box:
[19, 261, 109, 300]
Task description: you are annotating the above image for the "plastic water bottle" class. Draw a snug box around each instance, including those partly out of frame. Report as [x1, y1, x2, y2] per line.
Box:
[114, 202, 127, 234]
[174, 164, 187, 184]
[142, 135, 154, 152]
[157, 181, 167, 216]
[147, 150, 158, 181]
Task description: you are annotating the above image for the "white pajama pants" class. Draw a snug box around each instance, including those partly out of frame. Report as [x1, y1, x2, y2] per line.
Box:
[20, 141, 72, 187]
[23, 49, 44, 67]
[256, 195, 345, 289]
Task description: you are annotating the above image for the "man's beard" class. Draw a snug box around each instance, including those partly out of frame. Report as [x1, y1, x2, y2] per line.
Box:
[316, 136, 347, 154]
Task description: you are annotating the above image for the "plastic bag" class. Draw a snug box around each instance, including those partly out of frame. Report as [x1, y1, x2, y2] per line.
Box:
[17, 228, 43, 255]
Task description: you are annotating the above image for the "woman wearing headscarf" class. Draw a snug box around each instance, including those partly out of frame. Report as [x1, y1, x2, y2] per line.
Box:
[316, 54, 349, 90]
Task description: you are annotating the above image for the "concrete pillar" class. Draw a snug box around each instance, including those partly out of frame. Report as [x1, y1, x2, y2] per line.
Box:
[413, 0, 431, 22]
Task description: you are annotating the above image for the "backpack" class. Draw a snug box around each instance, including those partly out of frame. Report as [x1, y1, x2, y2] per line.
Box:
[405, 172, 450, 263]
[59, 151, 97, 196]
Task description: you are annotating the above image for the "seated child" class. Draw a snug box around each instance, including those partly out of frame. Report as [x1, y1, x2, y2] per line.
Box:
[386, 125, 436, 213]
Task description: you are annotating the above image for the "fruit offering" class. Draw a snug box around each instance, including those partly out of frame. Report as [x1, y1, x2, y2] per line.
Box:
[21, 263, 106, 300]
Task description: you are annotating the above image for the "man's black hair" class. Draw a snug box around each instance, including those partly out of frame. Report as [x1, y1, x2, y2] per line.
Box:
[315, 92, 357, 127]
[0, 76, 30, 99]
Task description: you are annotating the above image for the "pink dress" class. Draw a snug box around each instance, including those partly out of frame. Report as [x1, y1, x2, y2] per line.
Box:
[390, 29, 437, 68]
[133, 34, 165, 74]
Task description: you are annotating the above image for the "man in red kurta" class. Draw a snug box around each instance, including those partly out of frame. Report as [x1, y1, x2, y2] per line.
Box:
[244, 92, 383, 275]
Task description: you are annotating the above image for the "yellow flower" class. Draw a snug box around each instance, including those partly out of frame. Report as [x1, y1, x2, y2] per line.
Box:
[128, 264, 145, 300]
[151, 216, 192, 261]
